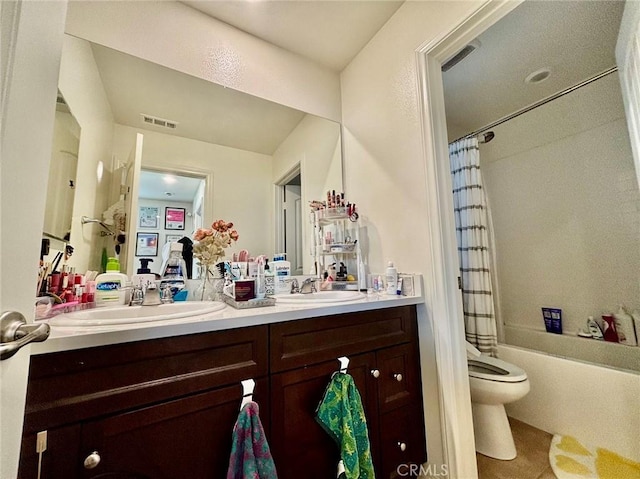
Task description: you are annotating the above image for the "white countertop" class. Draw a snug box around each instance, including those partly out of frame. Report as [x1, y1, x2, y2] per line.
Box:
[32, 289, 424, 355]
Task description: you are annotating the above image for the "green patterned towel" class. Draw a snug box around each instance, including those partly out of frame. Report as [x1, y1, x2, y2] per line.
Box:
[316, 373, 376, 479]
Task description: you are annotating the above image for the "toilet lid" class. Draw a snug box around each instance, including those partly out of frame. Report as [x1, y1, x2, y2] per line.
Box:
[468, 355, 528, 383]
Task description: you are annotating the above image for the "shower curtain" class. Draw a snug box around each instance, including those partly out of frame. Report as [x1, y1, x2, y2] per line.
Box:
[449, 137, 498, 356]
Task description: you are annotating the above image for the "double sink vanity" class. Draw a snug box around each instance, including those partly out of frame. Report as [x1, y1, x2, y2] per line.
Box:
[20, 288, 427, 478]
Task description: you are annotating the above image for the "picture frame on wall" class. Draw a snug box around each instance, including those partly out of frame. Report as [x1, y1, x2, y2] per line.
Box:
[165, 207, 186, 230]
[138, 206, 159, 228]
[135, 232, 159, 256]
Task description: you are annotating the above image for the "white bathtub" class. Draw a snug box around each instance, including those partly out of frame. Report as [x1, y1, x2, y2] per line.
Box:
[498, 344, 640, 462]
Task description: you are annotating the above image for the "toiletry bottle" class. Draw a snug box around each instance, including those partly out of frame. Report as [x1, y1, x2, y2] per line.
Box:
[160, 242, 187, 299]
[586, 316, 604, 340]
[613, 305, 638, 346]
[95, 257, 129, 307]
[271, 254, 291, 277]
[601, 314, 618, 342]
[131, 258, 156, 288]
[386, 261, 398, 295]
[264, 259, 275, 296]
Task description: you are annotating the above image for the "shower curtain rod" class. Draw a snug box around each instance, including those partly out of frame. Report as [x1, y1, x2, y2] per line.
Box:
[452, 66, 619, 144]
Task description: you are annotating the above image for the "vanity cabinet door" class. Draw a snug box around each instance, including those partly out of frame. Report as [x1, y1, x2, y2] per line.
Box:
[269, 353, 378, 479]
[375, 342, 421, 414]
[79, 379, 269, 479]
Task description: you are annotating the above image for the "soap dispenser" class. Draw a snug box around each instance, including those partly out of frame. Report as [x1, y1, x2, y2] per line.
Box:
[132, 258, 155, 288]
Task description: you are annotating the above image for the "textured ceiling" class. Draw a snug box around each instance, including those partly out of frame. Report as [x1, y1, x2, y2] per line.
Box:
[443, 0, 626, 141]
[181, 0, 404, 72]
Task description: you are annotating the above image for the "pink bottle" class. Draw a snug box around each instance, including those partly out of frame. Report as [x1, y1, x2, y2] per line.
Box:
[602, 314, 618, 343]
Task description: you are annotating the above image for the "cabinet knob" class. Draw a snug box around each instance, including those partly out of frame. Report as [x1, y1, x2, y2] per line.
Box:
[370, 369, 380, 378]
[84, 451, 101, 469]
[394, 373, 403, 382]
[398, 442, 407, 452]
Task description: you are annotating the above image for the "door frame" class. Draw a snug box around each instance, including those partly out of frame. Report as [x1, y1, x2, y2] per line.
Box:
[414, 1, 522, 477]
[274, 163, 302, 261]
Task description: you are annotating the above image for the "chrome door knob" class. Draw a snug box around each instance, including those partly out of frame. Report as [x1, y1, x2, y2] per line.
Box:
[398, 442, 407, 452]
[393, 373, 403, 382]
[84, 451, 101, 469]
[370, 369, 380, 378]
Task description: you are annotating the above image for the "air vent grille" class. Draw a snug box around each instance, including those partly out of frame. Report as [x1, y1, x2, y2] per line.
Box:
[442, 41, 480, 72]
[141, 114, 178, 130]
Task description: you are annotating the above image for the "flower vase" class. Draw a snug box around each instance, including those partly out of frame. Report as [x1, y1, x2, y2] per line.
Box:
[196, 269, 217, 301]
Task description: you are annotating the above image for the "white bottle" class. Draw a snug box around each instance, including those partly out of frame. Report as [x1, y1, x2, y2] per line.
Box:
[131, 258, 156, 288]
[95, 257, 129, 307]
[613, 305, 638, 346]
[385, 261, 398, 295]
[160, 242, 187, 298]
[271, 253, 291, 277]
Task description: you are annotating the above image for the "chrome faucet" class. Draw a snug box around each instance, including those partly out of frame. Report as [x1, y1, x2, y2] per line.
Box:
[141, 283, 162, 306]
[299, 278, 317, 294]
[290, 278, 300, 294]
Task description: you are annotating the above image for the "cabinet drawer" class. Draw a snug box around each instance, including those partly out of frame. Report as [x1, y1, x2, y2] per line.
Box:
[379, 405, 427, 479]
[25, 325, 268, 432]
[376, 343, 421, 414]
[270, 306, 417, 372]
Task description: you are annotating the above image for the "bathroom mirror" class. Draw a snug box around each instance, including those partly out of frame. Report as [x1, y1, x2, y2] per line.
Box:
[43, 91, 80, 243]
[54, 34, 343, 274]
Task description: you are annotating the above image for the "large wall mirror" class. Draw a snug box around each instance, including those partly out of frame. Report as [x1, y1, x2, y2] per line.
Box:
[47, 33, 343, 276]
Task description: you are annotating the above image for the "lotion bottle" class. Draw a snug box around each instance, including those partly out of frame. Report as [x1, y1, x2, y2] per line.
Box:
[385, 261, 398, 295]
[95, 257, 129, 307]
[613, 305, 638, 346]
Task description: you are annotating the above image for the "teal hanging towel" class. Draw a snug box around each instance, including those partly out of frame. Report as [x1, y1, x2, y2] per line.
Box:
[316, 373, 376, 479]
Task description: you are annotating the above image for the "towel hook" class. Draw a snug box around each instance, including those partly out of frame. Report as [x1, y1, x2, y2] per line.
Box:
[338, 356, 349, 374]
[240, 378, 255, 411]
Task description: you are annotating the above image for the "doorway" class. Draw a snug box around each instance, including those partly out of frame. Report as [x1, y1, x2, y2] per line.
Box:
[276, 166, 304, 275]
[134, 168, 206, 278]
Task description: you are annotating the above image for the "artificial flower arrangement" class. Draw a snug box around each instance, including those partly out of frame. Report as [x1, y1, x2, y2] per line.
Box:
[193, 220, 239, 269]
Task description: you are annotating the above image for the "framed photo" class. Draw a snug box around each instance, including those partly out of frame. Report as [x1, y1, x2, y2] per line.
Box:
[138, 206, 159, 228]
[135, 232, 159, 256]
[165, 234, 182, 244]
[165, 207, 185, 230]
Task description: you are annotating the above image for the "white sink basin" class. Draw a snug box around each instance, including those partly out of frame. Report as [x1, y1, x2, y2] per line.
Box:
[49, 301, 226, 327]
[272, 290, 365, 304]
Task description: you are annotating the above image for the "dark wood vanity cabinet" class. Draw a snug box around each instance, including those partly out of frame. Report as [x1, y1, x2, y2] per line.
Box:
[19, 326, 269, 478]
[18, 306, 425, 479]
[269, 305, 426, 479]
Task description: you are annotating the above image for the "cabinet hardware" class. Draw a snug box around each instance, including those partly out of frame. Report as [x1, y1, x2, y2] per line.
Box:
[393, 373, 403, 382]
[398, 442, 407, 452]
[370, 369, 380, 378]
[84, 451, 101, 469]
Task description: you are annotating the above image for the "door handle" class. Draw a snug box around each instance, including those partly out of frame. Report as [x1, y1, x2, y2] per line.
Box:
[0, 311, 50, 360]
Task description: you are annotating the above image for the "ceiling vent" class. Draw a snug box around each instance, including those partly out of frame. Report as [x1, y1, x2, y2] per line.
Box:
[442, 40, 481, 72]
[140, 114, 178, 130]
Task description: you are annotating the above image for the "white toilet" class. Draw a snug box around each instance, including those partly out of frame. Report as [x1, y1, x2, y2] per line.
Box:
[466, 342, 530, 460]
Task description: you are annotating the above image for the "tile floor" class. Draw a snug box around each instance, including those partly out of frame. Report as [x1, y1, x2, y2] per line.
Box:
[476, 418, 556, 479]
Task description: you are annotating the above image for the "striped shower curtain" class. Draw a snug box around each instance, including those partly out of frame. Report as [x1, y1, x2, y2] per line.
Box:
[449, 137, 498, 357]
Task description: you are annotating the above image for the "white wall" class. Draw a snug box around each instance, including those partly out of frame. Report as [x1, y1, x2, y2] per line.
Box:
[58, 34, 115, 273]
[113, 124, 274, 260]
[273, 114, 343, 274]
[64, 0, 341, 122]
[499, 345, 640, 462]
[480, 73, 640, 344]
[340, 0, 483, 468]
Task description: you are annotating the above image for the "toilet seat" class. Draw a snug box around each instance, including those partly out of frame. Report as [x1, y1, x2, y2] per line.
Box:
[468, 355, 527, 383]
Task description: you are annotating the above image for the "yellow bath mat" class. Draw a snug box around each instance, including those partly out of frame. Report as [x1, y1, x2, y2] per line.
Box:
[549, 435, 640, 479]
